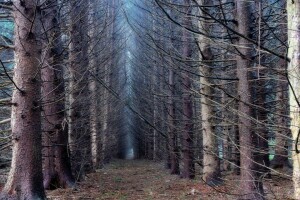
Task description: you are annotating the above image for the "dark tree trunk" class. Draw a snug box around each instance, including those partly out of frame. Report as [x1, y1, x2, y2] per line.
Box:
[181, 0, 195, 179]
[41, 0, 75, 189]
[236, 1, 264, 199]
[168, 68, 180, 175]
[271, 78, 289, 169]
[271, 1, 289, 169]
[68, 0, 91, 179]
[251, 0, 270, 180]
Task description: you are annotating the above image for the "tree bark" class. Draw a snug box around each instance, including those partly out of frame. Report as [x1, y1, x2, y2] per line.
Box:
[271, 78, 289, 168]
[41, 0, 75, 189]
[287, 1, 300, 199]
[236, 1, 264, 199]
[88, 0, 101, 170]
[1, 0, 46, 199]
[198, 0, 221, 185]
[168, 67, 180, 175]
[272, 1, 289, 169]
[68, 0, 91, 179]
[181, 0, 195, 179]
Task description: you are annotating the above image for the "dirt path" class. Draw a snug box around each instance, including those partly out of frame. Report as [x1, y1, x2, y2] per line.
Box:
[47, 159, 292, 200]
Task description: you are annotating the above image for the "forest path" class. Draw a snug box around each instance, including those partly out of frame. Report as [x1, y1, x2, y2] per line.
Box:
[47, 159, 230, 200]
[46, 159, 293, 200]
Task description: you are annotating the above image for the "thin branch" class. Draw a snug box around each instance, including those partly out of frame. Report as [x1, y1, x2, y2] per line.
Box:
[0, 59, 24, 94]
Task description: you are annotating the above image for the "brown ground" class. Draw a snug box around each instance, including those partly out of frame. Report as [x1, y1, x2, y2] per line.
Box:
[46, 159, 294, 200]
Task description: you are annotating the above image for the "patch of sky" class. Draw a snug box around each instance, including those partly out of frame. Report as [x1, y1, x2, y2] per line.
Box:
[0, 20, 14, 40]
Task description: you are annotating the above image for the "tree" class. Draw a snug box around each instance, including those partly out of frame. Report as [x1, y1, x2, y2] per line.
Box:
[165, 1, 180, 174]
[271, 1, 290, 169]
[236, 1, 264, 199]
[167, 58, 180, 175]
[41, 0, 75, 189]
[287, 0, 300, 199]
[0, 0, 45, 199]
[198, 0, 221, 185]
[68, 0, 91, 179]
[181, 0, 195, 179]
[88, 0, 101, 170]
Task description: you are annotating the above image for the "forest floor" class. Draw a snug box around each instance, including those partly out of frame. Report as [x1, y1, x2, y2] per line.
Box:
[46, 159, 294, 200]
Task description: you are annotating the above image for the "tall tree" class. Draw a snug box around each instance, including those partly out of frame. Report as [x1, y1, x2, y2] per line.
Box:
[68, 0, 91, 179]
[272, 1, 290, 169]
[198, 0, 221, 185]
[236, 1, 264, 199]
[252, 0, 270, 182]
[166, 0, 180, 174]
[0, 0, 46, 199]
[88, 0, 101, 170]
[181, 0, 195, 179]
[168, 61, 180, 175]
[287, 0, 300, 198]
[41, 0, 75, 189]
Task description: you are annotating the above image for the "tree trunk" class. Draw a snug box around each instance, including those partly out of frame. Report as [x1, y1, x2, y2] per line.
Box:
[102, 0, 117, 163]
[181, 0, 195, 179]
[271, 78, 289, 168]
[89, 71, 99, 170]
[168, 68, 180, 175]
[88, 0, 101, 170]
[287, 1, 300, 199]
[272, 1, 289, 169]
[198, 0, 221, 185]
[1, 0, 46, 199]
[152, 65, 158, 160]
[236, 1, 264, 199]
[68, 0, 91, 179]
[252, 0, 270, 180]
[41, 0, 75, 189]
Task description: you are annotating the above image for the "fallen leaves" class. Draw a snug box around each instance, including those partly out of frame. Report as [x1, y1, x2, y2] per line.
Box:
[46, 159, 293, 200]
